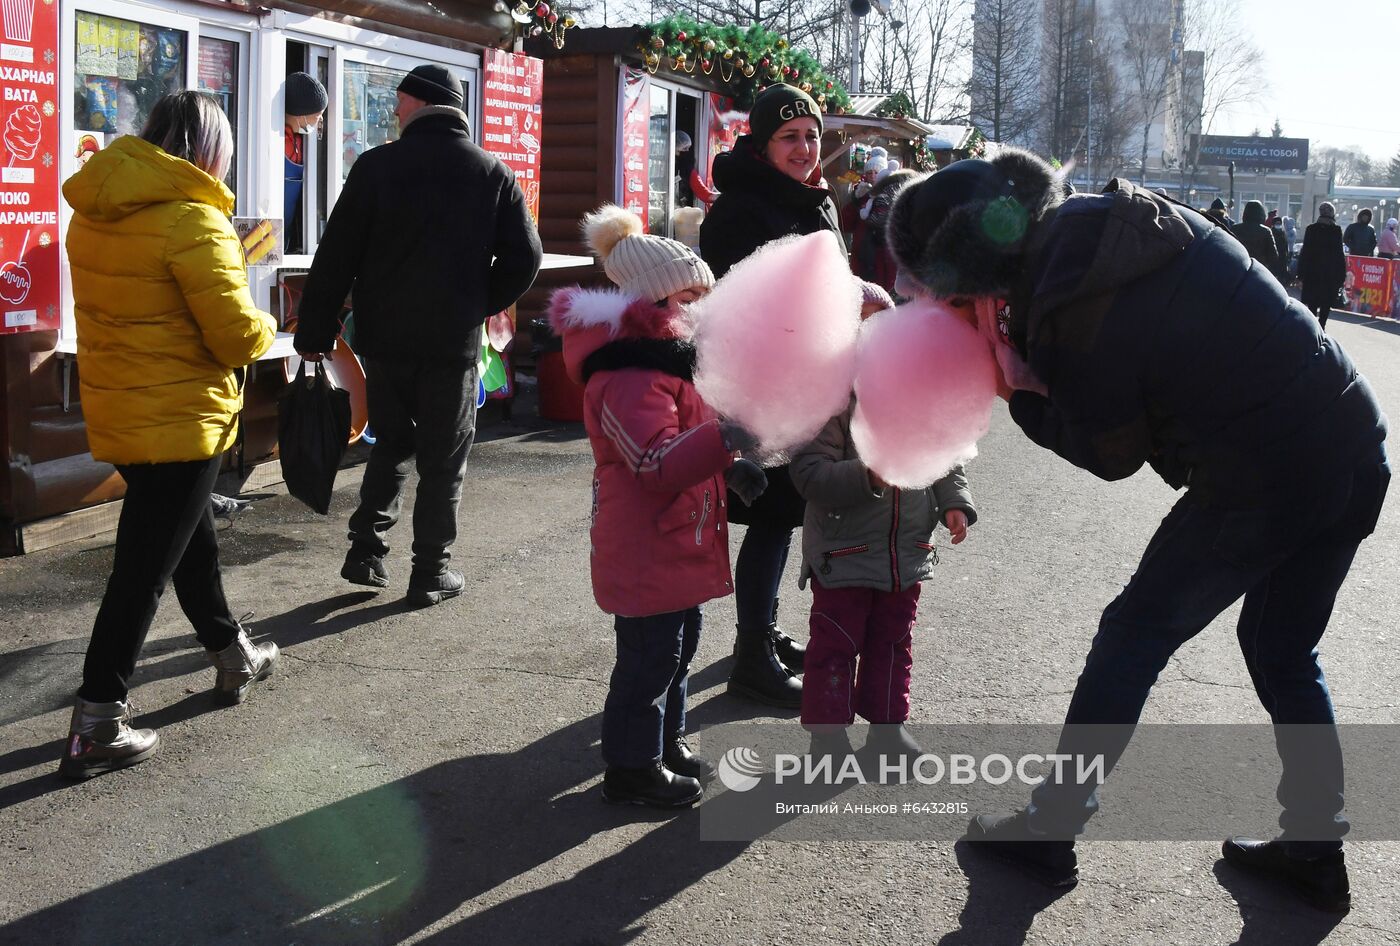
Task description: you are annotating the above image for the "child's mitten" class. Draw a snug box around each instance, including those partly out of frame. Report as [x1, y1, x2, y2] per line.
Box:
[725, 458, 769, 506]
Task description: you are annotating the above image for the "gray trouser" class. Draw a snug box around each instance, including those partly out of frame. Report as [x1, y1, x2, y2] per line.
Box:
[348, 356, 477, 576]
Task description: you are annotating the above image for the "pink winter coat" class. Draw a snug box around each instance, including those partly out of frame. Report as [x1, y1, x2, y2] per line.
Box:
[548, 287, 736, 617]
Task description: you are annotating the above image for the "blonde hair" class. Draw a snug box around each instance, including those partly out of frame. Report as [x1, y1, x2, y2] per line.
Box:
[140, 91, 233, 182]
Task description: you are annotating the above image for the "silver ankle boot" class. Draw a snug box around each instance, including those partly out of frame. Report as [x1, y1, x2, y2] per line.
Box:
[207, 629, 279, 705]
[58, 698, 160, 780]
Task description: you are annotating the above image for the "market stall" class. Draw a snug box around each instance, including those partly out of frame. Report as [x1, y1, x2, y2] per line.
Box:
[0, 0, 588, 552]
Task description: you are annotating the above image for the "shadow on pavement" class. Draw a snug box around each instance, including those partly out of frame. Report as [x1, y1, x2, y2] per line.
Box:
[0, 713, 750, 945]
[1328, 311, 1400, 337]
[1211, 859, 1344, 945]
[934, 840, 1074, 946]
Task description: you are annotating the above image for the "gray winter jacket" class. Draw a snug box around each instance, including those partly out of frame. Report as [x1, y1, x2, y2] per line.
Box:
[790, 404, 976, 592]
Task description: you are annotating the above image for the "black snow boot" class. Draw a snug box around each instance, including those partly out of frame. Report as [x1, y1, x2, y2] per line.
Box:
[663, 735, 716, 782]
[964, 810, 1079, 888]
[602, 762, 703, 808]
[769, 600, 806, 672]
[857, 724, 925, 784]
[1221, 837, 1350, 913]
[728, 624, 802, 708]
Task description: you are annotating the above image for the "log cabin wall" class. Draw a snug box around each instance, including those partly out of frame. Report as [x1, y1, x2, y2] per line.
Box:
[513, 53, 617, 356]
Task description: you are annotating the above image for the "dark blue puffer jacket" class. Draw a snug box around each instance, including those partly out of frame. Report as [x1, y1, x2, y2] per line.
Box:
[1007, 181, 1386, 507]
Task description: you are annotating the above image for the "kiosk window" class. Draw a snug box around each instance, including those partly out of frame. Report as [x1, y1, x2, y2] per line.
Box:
[196, 37, 239, 191]
[73, 12, 186, 138]
[342, 61, 405, 180]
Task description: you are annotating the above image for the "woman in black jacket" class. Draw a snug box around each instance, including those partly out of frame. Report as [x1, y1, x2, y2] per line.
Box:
[1235, 200, 1281, 279]
[699, 84, 839, 707]
[1298, 202, 1347, 330]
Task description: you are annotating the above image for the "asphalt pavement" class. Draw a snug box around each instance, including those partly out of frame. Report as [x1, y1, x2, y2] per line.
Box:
[2, 313, 1399, 945]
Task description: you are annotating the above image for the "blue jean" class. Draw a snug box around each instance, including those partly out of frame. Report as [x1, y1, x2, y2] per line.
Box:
[734, 525, 792, 629]
[602, 607, 702, 768]
[1029, 445, 1390, 848]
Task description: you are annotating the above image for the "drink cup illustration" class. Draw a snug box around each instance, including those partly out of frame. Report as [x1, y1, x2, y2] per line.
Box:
[2, 0, 35, 43]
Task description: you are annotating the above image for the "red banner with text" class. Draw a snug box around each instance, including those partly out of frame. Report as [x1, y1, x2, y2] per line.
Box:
[481, 49, 543, 221]
[1343, 255, 1398, 319]
[0, 0, 59, 334]
[618, 68, 648, 226]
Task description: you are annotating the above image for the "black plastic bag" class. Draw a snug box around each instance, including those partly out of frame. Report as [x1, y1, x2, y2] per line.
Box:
[278, 360, 351, 515]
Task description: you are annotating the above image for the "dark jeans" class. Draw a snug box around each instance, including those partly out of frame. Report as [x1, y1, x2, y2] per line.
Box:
[1028, 445, 1390, 848]
[348, 357, 477, 576]
[80, 456, 241, 703]
[734, 524, 792, 629]
[602, 607, 702, 769]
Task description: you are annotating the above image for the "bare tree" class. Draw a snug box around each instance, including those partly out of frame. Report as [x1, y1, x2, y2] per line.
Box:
[1087, 45, 1132, 184]
[1041, 0, 1093, 164]
[967, 0, 1040, 144]
[1171, 0, 1267, 198]
[1115, 0, 1171, 184]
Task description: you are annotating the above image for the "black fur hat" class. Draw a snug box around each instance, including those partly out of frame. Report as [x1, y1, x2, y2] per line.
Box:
[887, 148, 1062, 297]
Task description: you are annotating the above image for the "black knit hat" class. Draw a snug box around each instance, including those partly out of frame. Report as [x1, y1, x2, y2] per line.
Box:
[887, 148, 1063, 298]
[397, 64, 464, 108]
[747, 84, 823, 146]
[285, 72, 327, 116]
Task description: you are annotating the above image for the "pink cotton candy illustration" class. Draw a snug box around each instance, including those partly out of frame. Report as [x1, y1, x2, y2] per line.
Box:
[691, 231, 861, 454]
[851, 299, 999, 487]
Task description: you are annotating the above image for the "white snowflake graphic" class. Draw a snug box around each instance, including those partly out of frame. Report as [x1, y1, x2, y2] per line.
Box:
[41, 152, 52, 168]
[43, 49, 54, 64]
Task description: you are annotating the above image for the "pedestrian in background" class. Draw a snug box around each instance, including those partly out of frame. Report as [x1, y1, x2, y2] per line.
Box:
[1266, 210, 1291, 279]
[1299, 202, 1347, 329]
[59, 91, 280, 779]
[295, 64, 542, 607]
[1378, 218, 1399, 259]
[1236, 200, 1281, 280]
[1344, 207, 1377, 257]
[1206, 196, 1235, 233]
[549, 205, 765, 808]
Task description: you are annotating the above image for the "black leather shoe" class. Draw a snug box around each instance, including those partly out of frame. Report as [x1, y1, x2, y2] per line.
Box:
[407, 569, 464, 607]
[728, 626, 803, 708]
[965, 810, 1079, 888]
[663, 736, 716, 782]
[602, 762, 703, 808]
[1222, 836, 1351, 913]
[342, 551, 389, 589]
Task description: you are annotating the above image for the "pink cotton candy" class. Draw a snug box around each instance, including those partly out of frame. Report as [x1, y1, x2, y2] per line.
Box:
[692, 231, 861, 454]
[851, 299, 999, 488]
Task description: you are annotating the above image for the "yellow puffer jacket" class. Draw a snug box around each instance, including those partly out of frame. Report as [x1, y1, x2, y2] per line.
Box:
[64, 135, 276, 465]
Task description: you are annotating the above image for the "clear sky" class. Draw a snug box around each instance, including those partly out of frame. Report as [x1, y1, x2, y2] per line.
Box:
[1225, 0, 1400, 161]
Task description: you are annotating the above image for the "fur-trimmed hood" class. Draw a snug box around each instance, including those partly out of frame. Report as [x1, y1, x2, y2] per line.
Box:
[547, 286, 692, 384]
[888, 148, 1064, 298]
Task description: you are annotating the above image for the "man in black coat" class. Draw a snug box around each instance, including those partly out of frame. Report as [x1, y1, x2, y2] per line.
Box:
[1344, 207, 1377, 258]
[296, 64, 543, 606]
[1299, 202, 1347, 330]
[1235, 199, 1281, 279]
[889, 150, 1388, 912]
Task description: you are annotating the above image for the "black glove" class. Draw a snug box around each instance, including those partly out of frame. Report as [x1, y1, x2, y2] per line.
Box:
[719, 420, 759, 455]
[725, 458, 768, 506]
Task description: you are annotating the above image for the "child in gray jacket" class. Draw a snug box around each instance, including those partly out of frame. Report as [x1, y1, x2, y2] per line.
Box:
[790, 399, 976, 761]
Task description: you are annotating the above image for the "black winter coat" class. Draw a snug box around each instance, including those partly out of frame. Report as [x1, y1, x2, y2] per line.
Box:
[1006, 182, 1385, 508]
[295, 107, 543, 362]
[699, 134, 841, 528]
[1298, 221, 1347, 308]
[1234, 221, 1280, 278]
[1344, 221, 1377, 257]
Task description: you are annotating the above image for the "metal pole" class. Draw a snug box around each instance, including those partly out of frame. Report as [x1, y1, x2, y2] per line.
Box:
[850, 12, 862, 94]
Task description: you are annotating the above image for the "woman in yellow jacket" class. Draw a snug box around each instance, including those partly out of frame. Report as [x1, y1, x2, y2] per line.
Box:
[60, 91, 281, 779]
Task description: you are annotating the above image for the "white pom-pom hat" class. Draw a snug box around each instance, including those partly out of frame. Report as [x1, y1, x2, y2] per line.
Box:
[581, 204, 714, 302]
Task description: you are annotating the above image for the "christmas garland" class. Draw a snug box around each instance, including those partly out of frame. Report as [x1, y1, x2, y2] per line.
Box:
[873, 91, 915, 121]
[508, 0, 579, 49]
[637, 17, 851, 113]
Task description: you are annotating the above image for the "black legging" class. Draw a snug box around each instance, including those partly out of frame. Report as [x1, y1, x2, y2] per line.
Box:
[80, 456, 241, 702]
[1309, 304, 1330, 330]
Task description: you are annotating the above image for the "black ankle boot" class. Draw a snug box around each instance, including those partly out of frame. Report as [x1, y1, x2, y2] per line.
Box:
[602, 761, 703, 808]
[663, 736, 716, 782]
[769, 600, 805, 672]
[856, 724, 924, 784]
[728, 625, 803, 708]
[965, 810, 1079, 888]
[1222, 837, 1350, 913]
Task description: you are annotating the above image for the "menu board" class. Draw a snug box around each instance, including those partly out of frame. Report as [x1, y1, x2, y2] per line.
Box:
[0, 0, 58, 334]
[618, 68, 648, 226]
[481, 49, 542, 220]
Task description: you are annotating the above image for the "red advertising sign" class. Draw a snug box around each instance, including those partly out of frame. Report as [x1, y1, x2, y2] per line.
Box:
[0, 0, 58, 334]
[618, 67, 648, 225]
[1343, 255, 1394, 318]
[481, 49, 543, 221]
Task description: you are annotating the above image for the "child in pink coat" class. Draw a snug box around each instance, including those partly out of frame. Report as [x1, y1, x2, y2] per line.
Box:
[549, 205, 765, 809]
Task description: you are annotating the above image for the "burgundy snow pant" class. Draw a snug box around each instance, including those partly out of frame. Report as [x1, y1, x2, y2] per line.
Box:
[801, 580, 922, 726]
